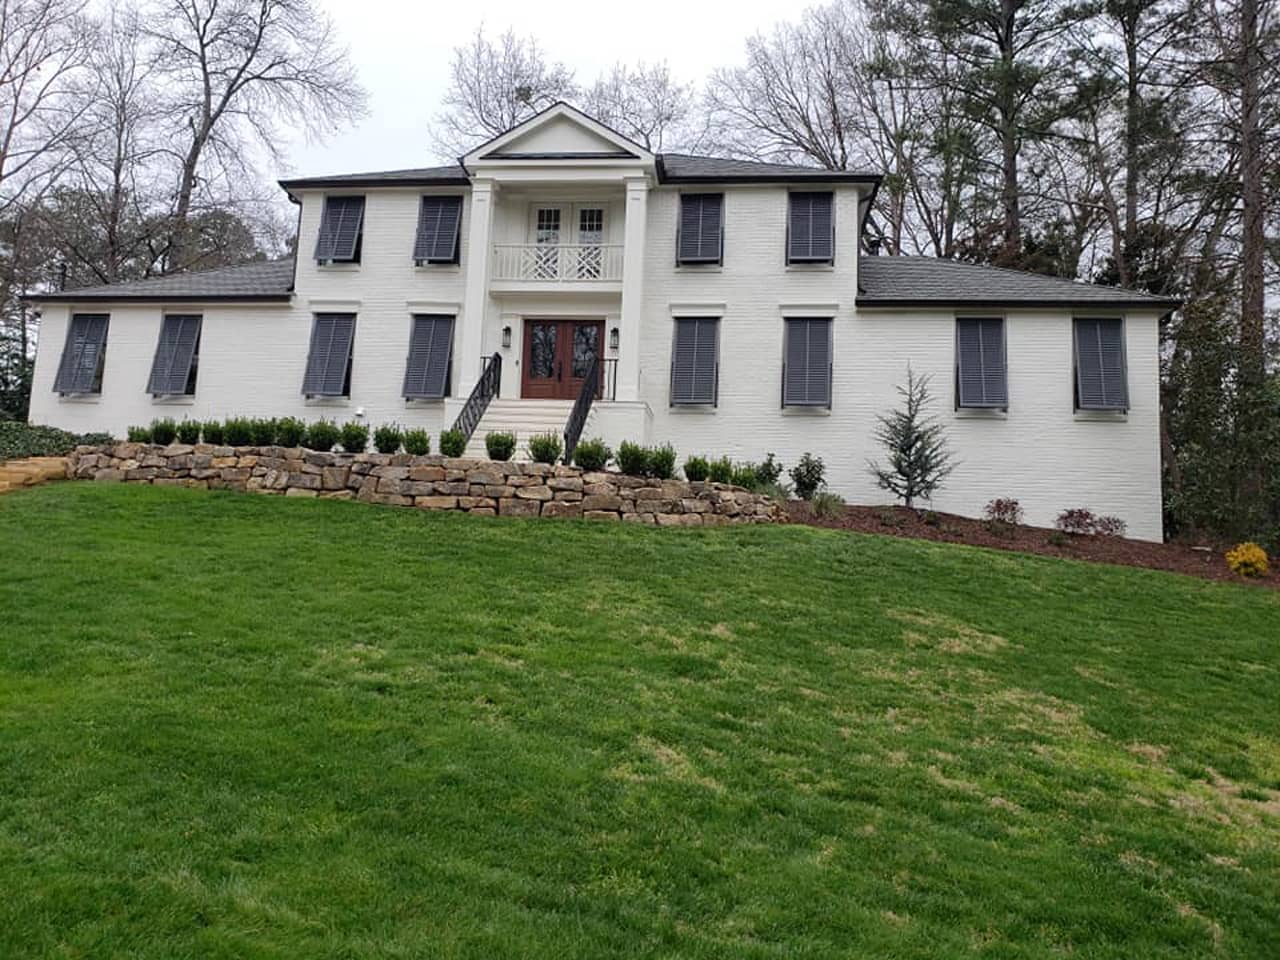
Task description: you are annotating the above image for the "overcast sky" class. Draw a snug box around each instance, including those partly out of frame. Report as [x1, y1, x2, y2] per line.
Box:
[280, 0, 785, 178]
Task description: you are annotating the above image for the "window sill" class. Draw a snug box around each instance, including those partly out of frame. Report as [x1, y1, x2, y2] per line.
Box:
[151, 395, 196, 406]
[1074, 409, 1128, 422]
[785, 263, 835, 272]
[782, 405, 831, 416]
[304, 396, 352, 408]
[405, 397, 447, 407]
[414, 263, 461, 272]
[669, 403, 717, 413]
[57, 393, 101, 404]
[955, 407, 1008, 420]
[675, 263, 723, 273]
[316, 262, 361, 272]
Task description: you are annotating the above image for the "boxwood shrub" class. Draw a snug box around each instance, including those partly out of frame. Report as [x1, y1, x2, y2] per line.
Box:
[616, 440, 648, 477]
[150, 418, 178, 446]
[403, 429, 431, 455]
[572, 438, 611, 471]
[683, 455, 709, 482]
[527, 432, 562, 465]
[485, 431, 517, 461]
[223, 417, 253, 446]
[127, 425, 153, 443]
[176, 419, 201, 444]
[648, 443, 676, 480]
[339, 421, 369, 453]
[373, 423, 403, 455]
[276, 416, 307, 447]
[201, 420, 225, 444]
[438, 429, 466, 457]
[707, 455, 733, 485]
[249, 417, 277, 447]
[305, 419, 340, 452]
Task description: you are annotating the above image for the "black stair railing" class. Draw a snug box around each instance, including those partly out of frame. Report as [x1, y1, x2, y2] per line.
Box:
[563, 354, 601, 463]
[451, 352, 502, 446]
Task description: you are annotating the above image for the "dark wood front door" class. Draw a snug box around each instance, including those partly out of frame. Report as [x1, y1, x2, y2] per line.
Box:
[522, 320, 603, 399]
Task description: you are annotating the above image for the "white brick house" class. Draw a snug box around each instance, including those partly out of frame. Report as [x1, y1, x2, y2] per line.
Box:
[27, 103, 1177, 539]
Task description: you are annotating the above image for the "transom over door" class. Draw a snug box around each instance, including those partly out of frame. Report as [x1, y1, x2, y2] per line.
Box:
[521, 320, 604, 400]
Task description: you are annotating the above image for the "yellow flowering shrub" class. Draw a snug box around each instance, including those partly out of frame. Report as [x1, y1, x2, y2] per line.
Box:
[1225, 542, 1269, 578]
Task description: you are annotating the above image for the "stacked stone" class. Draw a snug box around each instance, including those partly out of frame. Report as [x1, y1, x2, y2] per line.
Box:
[69, 444, 785, 525]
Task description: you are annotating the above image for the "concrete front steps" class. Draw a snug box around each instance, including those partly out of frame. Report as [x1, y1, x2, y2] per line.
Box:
[0, 456, 70, 494]
[463, 399, 592, 460]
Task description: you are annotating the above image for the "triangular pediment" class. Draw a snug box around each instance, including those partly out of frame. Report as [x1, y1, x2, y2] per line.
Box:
[463, 102, 653, 165]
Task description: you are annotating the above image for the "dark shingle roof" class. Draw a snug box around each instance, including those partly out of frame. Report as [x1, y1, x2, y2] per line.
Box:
[31, 258, 295, 303]
[657, 154, 880, 184]
[858, 255, 1180, 309]
[279, 165, 470, 191]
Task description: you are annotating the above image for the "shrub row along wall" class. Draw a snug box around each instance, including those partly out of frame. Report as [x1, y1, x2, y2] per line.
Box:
[67, 444, 786, 524]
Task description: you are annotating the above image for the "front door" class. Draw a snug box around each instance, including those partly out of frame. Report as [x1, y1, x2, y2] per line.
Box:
[521, 319, 604, 399]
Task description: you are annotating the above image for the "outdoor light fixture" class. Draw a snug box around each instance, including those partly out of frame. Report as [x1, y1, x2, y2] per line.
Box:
[609, 326, 620, 351]
[502, 325, 512, 349]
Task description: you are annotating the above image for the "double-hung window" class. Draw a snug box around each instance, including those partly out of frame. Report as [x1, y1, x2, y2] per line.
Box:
[955, 317, 1007, 409]
[314, 196, 365, 264]
[403, 315, 454, 400]
[670, 317, 719, 406]
[677, 193, 723, 265]
[53, 313, 109, 395]
[787, 192, 834, 265]
[148, 314, 202, 396]
[1073, 318, 1128, 411]
[303, 313, 356, 398]
[413, 196, 463, 265]
[782, 318, 832, 407]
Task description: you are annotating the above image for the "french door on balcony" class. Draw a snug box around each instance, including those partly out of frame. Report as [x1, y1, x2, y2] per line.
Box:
[529, 205, 606, 280]
[522, 319, 604, 400]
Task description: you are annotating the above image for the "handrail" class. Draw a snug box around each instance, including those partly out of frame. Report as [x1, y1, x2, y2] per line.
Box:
[563, 354, 601, 464]
[492, 243, 624, 282]
[451, 352, 502, 445]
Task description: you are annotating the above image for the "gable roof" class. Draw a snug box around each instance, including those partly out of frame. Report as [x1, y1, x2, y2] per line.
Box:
[463, 101, 654, 165]
[857, 255, 1180, 310]
[279, 165, 469, 192]
[657, 154, 880, 185]
[30, 258, 296, 303]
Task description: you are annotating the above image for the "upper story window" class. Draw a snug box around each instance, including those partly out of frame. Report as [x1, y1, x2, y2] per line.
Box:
[787, 192, 834, 265]
[54, 313, 109, 395]
[303, 313, 356, 398]
[670, 317, 719, 406]
[677, 193, 723, 265]
[148, 314, 202, 397]
[955, 317, 1007, 409]
[782, 317, 832, 408]
[403, 314, 454, 400]
[1074, 317, 1128, 411]
[313, 195, 365, 264]
[414, 196, 463, 265]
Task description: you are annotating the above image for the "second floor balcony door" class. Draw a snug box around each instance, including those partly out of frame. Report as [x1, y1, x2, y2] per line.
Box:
[533, 207, 563, 279]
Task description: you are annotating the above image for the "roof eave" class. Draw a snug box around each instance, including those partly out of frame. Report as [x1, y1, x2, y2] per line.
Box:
[27, 293, 294, 304]
[277, 175, 470, 191]
[855, 296, 1183, 310]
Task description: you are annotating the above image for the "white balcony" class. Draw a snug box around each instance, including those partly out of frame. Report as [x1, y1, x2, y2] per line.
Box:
[491, 243, 623, 284]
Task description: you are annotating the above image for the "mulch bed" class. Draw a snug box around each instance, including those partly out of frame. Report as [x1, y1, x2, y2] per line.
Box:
[786, 502, 1279, 590]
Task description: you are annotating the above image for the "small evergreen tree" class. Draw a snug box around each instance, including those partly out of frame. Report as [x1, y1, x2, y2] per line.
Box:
[867, 366, 955, 509]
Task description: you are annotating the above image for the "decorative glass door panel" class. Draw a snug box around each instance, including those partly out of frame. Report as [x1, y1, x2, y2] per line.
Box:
[522, 320, 604, 399]
[577, 208, 604, 278]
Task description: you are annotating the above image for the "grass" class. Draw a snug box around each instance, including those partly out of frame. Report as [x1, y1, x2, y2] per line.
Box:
[1, 483, 1278, 959]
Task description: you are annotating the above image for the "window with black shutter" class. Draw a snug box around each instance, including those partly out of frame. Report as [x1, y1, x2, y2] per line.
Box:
[677, 194, 723, 265]
[1074, 318, 1128, 410]
[148, 314, 202, 396]
[413, 196, 462, 265]
[403, 315, 454, 399]
[782, 318, 832, 407]
[787, 192, 834, 264]
[302, 313, 356, 397]
[53, 313, 109, 395]
[313, 196, 365, 263]
[955, 317, 1007, 409]
[670, 317, 719, 405]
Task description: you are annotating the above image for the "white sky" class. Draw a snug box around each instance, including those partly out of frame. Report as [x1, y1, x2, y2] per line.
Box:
[280, 0, 786, 178]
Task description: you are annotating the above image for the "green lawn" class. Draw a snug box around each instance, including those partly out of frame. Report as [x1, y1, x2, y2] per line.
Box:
[1, 484, 1278, 959]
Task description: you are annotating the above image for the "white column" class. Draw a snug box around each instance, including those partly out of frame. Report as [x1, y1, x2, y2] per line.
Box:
[616, 176, 649, 402]
[457, 179, 495, 396]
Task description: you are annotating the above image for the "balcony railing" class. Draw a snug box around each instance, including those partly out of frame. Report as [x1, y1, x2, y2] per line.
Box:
[492, 243, 623, 282]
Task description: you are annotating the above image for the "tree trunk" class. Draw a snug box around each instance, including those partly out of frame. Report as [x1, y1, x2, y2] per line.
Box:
[998, 0, 1021, 263]
[1121, 12, 1140, 287]
[1238, 0, 1265, 389]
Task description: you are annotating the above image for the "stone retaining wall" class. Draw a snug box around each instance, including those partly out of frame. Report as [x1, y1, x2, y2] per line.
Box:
[68, 443, 785, 525]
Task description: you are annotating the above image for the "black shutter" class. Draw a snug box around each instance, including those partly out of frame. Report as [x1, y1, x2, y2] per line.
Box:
[677, 194, 723, 264]
[313, 196, 365, 262]
[788, 192, 834, 263]
[302, 314, 356, 396]
[783, 318, 832, 406]
[413, 196, 463, 264]
[53, 313, 109, 394]
[670, 318, 719, 405]
[1075, 318, 1128, 410]
[956, 317, 1007, 408]
[403, 315, 454, 399]
[147, 314, 202, 395]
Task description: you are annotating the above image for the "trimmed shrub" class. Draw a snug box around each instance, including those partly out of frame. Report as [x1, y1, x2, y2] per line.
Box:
[616, 441, 649, 477]
[276, 416, 307, 448]
[756, 452, 783, 487]
[572, 438, 611, 471]
[248, 417, 277, 447]
[438, 429, 466, 457]
[790, 452, 825, 500]
[373, 423, 403, 455]
[707, 455, 734, 485]
[811, 490, 845, 518]
[486, 431, 517, 461]
[339, 421, 369, 454]
[649, 443, 676, 480]
[403, 429, 431, 456]
[731, 463, 761, 491]
[1056, 508, 1098, 535]
[1094, 515, 1127, 537]
[150, 418, 178, 446]
[528, 431, 563, 465]
[223, 417, 253, 446]
[983, 497, 1024, 527]
[127, 424, 153, 443]
[683, 455, 710, 482]
[305, 419, 340, 452]
[176, 419, 201, 445]
[1225, 542, 1269, 578]
[201, 420, 225, 445]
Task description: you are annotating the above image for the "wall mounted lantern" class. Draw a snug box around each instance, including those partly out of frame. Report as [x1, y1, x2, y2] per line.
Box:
[609, 326, 620, 351]
[502, 325, 512, 349]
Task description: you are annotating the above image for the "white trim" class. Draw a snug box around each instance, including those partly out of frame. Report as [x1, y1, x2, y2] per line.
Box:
[463, 102, 655, 165]
[778, 303, 840, 316]
[669, 302, 727, 317]
[406, 300, 460, 314]
[308, 299, 361, 311]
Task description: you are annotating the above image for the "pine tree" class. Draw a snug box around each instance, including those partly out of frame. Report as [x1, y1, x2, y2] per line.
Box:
[868, 366, 955, 508]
